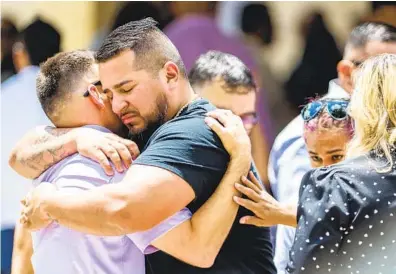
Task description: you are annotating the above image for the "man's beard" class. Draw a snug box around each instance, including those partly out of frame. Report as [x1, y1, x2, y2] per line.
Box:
[128, 93, 168, 147]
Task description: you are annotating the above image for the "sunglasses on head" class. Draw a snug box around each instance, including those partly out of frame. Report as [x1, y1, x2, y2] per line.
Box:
[301, 99, 349, 122]
[83, 80, 102, 97]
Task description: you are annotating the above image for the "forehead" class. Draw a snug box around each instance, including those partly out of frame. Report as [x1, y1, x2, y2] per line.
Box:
[198, 80, 256, 114]
[98, 50, 138, 89]
[200, 79, 255, 97]
[305, 129, 349, 149]
[365, 41, 396, 56]
[344, 46, 368, 61]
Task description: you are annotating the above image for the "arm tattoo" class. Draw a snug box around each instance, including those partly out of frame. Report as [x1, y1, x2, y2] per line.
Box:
[20, 127, 74, 173]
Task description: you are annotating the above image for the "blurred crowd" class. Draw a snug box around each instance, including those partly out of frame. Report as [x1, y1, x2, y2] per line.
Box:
[1, 1, 396, 274]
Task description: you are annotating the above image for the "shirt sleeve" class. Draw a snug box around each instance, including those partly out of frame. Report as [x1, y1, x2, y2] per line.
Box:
[133, 117, 230, 204]
[127, 207, 192, 254]
[286, 168, 354, 273]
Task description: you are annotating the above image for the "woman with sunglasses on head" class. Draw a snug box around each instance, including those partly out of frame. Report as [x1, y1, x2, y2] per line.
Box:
[226, 98, 354, 227]
[225, 97, 354, 273]
[301, 98, 353, 168]
[217, 54, 396, 273]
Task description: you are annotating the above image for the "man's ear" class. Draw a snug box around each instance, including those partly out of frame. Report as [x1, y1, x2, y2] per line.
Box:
[87, 85, 105, 109]
[163, 61, 179, 87]
[337, 60, 354, 94]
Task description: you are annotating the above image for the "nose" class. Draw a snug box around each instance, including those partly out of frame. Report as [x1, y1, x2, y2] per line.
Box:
[112, 94, 128, 116]
[322, 159, 334, 167]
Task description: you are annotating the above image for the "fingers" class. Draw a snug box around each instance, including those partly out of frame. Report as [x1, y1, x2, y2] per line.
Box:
[84, 148, 113, 176]
[241, 175, 262, 194]
[122, 140, 140, 160]
[248, 171, 264, 191]
[205, 117, 226, 137]
[206, 109, 234, 127]
[235, 182, 261, 202]
[239, 216, 266, 227]
[101, 144, 124, 173]
[109, 141, 133, 169]
[233, 196, 261, 214]
[106, 135, 140, 160]
[20, 214, 28, 225]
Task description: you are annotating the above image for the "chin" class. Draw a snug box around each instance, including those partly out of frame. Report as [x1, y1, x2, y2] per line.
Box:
[127, 123, 147, 135]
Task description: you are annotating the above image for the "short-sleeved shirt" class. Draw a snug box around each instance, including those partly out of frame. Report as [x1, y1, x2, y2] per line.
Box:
[31, 125, 192, 274]
[287, 153, 396, 273]
[134, 99, 276, 274]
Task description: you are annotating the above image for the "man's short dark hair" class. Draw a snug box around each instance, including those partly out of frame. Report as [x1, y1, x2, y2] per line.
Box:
[346, 21, 396, 50]
[18, 18, 61, 66]
[189, 50, 256, 93]
[36, 50, 95, 122]
[96, 17, 186, 77]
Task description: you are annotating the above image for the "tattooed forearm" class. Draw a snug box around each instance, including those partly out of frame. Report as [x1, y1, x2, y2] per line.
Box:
[19, 145, 69, 172]
[9, 126, 78, 178]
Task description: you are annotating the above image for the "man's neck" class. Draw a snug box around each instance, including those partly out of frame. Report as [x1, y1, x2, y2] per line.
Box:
[166, 84, 197, 121]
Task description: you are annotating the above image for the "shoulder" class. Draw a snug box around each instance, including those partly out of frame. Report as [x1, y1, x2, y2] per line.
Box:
[300, 155, 369, 198]
[150, 99, 220, 145]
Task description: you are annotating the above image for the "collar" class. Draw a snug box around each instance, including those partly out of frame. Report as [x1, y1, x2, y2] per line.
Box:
[82, 124, 112, 133]
[325, 79, 350, 99]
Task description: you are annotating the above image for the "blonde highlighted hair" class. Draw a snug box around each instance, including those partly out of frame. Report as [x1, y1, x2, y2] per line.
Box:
[348, 54, 396, 172]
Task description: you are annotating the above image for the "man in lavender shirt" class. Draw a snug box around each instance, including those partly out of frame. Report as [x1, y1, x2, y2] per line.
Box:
[31, 125, 192, 274]
[25, 50, 252, 274]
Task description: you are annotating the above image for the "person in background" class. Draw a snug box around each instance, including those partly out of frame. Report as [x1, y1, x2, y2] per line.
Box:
[268, 21, 396, 274]
[284, 11, 342, 113]
[251, 98, 354, 273]
[240, 3, 296, 136]
[1, 18, 61, 274]
[1, 18, 19, 83]
[165, 1, 273, 185]
[189, 51, 273, 190]
[220, 55, 396, 273]
[283, 53, 396, 273]
[189, 51, 257, 139]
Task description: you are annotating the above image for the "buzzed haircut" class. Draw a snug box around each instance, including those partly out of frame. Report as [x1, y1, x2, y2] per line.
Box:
[346, 21, 396, 52]
[36, 50, 95, 122]
[189, 50, 257, 93]
[96, 17, 186, 77]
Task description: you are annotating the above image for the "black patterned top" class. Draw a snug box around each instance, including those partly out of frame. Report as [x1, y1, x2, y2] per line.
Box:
[286, 153, 396, 274]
